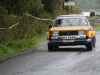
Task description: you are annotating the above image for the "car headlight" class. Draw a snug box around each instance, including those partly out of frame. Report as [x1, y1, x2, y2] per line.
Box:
[52, 32, 59, 36]
[78, 31, 84, 35]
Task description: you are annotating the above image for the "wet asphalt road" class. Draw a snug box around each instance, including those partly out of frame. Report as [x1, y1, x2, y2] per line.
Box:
[0, 32, 100, 75]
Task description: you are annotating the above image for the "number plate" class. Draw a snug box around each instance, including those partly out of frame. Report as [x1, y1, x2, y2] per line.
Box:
[63, 40, 74, 42]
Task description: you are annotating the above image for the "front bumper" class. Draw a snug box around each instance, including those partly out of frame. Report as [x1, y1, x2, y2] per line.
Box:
[48, 40, 91, 46]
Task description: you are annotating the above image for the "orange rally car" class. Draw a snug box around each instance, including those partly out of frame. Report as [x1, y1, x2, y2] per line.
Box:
[46, 15, 96, 51]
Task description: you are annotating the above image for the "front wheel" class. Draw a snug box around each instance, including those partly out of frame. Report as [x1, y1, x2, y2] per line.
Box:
[93, 37, 96, 48]
[48, 44, 53, 51]
[48, 44, 59, 51]
[86, 41, 93, 51]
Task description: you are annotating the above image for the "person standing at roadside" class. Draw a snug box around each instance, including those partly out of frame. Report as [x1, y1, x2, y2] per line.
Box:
[90, 10, 95, 16]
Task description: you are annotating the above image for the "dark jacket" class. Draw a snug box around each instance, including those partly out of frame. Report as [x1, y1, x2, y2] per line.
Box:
[90, 12, 95, 16]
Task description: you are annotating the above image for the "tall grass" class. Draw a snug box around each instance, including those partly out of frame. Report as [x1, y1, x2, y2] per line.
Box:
[0, 35, 46, 59]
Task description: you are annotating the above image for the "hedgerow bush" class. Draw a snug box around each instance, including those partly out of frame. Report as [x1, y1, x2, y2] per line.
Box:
[0, 10, 53, 57]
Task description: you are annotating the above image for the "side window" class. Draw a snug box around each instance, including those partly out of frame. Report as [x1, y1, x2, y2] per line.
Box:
[58, 19, 62, 25]
[53, 19, 62, 26]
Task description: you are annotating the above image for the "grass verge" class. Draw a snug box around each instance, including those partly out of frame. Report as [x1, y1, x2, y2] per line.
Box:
[94, 25, 100, 31]
[0, 35, 46, 60]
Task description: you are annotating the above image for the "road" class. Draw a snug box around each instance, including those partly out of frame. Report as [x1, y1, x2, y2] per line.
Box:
[0, 32, 100, 75]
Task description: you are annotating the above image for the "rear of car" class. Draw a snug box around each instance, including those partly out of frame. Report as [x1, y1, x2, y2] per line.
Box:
[46, 15, 96, 51]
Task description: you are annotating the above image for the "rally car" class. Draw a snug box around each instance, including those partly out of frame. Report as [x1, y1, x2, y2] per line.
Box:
[46, 15, 96, 51]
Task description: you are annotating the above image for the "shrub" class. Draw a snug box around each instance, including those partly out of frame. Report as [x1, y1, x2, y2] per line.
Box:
[28, 0, 44, 16]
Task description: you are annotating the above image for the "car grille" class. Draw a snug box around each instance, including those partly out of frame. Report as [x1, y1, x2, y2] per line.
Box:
[59, 31, 78, 36]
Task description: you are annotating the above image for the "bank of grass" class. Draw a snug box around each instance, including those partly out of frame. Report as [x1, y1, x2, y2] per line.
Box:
[0, 35, 46, 59]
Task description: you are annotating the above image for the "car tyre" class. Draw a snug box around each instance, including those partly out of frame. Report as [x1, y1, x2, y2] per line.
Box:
[86, 41, 93, 51]
[48, 44, 54, 51]
[48, 44, 59, 51]
[93, 37, 96, 47]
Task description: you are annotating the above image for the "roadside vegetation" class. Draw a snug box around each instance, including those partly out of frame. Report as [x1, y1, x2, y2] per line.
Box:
[89, 15, 100, 31]
[0, 0, 83, 59]
[94, 24, 100, 31]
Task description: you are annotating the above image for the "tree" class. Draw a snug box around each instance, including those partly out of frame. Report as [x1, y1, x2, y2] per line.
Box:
[42, 0, 65, 16]
[28, 0, 44, 16]
[0, 0, 44, 15]
[42, 0, 54, 13]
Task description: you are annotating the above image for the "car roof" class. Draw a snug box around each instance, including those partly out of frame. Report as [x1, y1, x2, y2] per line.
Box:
[57, 14, 86, 17]
[56, 14, 87, 19]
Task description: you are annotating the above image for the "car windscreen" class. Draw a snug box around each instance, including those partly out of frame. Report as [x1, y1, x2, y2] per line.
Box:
[53, 17, 88, 27]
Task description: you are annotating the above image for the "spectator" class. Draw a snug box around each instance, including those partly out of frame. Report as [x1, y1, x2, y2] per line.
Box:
[90, 10, 95, 16]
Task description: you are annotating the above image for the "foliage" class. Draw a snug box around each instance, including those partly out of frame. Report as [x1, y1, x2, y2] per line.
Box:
[72, 5, 82, 14]
[1, 15, 52, 41]
[94, 24, 100, 31]
[64, 5, 82, 14]
[0, 5, 7, 15]
[0, 0, 44, 15]
[42, 0, 66, 17]
[0, 6, 8, 28]
[28, 0, 44, 16]
[0, 35, 46, 58]
[42, 0, 53, 13]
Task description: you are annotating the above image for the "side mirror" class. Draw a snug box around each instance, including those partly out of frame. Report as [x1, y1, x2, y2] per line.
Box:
[49, 25, 52, 28]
